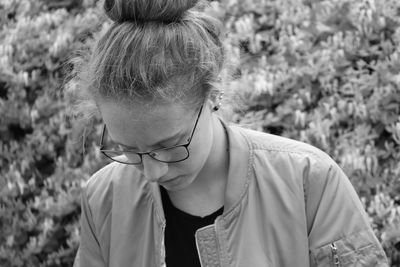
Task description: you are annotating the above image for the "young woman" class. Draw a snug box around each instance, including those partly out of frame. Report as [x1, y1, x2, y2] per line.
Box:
[72, 0, 388, 266]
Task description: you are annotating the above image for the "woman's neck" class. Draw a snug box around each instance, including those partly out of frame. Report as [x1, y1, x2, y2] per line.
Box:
[166, 114, 229, 217]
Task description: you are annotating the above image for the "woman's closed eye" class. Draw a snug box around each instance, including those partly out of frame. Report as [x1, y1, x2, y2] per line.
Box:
[116, 134, 185, 152]
[153, 138, 185, 150]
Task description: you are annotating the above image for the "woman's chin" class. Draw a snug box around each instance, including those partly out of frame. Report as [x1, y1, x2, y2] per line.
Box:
[159, 175, 194, 192]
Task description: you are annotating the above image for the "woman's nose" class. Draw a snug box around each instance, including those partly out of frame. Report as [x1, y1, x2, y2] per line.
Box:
[141, 155, 168, 182]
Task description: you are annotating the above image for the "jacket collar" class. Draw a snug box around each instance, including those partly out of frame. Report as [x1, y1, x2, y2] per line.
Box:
[220, 119, 252, 215]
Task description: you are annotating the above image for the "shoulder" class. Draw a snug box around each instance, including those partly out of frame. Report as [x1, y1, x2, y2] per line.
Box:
[232, 124, 331, 161]
[229, 124, 338, 181]
[84, 162, 127, 199]
[82, 162, 143, 217]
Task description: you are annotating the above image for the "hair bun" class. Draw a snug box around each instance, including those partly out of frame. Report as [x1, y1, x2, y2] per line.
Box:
[104, 0, 200, 23]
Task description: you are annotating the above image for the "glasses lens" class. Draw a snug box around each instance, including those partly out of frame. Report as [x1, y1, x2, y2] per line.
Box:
[101, 126, 190, 164]
[150, 146, 189, 163]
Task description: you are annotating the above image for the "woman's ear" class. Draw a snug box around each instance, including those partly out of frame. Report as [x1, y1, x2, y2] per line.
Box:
[205, 98, 220, 112]
[210, 91, 224, 112]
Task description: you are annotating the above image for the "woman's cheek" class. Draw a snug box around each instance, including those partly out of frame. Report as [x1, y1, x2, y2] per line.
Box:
[176, 146, 206, 174]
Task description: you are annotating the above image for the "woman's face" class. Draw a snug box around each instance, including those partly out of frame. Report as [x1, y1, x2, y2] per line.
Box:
[98, 101, 214, 192]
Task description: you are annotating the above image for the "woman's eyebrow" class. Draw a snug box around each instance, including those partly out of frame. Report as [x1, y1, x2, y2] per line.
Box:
[114, 130, 186, 149]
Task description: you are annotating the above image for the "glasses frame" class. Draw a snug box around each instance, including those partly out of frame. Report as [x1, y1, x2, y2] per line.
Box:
[99, 104, 204, 165]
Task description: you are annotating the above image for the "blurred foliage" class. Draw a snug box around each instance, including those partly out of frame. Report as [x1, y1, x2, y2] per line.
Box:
[0, 0, 399, 266]
[0, 0, 105, 266]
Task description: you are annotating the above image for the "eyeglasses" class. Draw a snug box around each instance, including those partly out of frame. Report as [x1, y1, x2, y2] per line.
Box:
[99, 105, 203, 165]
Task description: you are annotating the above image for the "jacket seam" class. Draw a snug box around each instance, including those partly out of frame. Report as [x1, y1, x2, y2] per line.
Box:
[250, 139, 331, 242]
[82, 185, 107, 264]
[251, 145, 320, 198]
[220, 129, 254, 218]
[83, 186, 100, 245]
[147, 183, 164, 224]
[251, 144, 323, 162]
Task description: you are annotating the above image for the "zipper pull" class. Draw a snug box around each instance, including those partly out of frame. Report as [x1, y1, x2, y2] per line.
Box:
[331, 243, 340, 266]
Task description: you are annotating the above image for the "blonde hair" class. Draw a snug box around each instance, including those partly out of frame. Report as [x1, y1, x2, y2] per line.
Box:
[68, 0, 226, 117]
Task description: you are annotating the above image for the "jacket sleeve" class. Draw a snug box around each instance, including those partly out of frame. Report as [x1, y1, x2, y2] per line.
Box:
[305, 159, 388, 266]
[73, 185, 106, 267]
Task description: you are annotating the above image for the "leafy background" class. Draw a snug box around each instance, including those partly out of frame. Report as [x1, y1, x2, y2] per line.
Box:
[0, 0, 399, 266]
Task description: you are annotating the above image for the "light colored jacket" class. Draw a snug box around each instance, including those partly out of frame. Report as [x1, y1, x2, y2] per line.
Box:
[74, 122, 388, 267]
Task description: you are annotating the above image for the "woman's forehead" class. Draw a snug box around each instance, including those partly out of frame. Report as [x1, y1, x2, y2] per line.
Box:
[99, 101, 196, 145]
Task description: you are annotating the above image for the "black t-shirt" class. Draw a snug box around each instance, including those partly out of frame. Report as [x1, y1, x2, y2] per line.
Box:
[160, 186, 224, 267]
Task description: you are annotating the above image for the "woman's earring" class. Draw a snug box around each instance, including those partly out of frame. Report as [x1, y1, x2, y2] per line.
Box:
[213, 92, 224, 111]
[213, 103, 221, 111]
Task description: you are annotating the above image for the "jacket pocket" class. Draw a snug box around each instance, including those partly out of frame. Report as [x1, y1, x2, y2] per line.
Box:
[309, 230, 389, 266]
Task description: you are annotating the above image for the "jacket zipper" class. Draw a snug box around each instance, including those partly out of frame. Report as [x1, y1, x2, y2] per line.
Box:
[195, 225, 210, 267]
[214, 222, 223, 266]
[195, 220, 222, 267]
[160, 222, 166, 267]
[331, 243, 340, 266]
